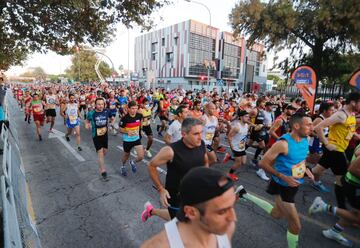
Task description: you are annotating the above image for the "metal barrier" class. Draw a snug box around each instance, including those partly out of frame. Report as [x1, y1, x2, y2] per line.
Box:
[0, 91, 42, 248]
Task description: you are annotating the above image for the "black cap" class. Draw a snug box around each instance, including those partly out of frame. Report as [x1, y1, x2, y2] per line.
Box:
[237, 109, 249, 117]
[177, 167, 234, 220]
[265, 102, 274, 106]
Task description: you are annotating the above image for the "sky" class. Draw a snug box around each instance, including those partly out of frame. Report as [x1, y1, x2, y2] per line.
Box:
[6, 0, 280, 76]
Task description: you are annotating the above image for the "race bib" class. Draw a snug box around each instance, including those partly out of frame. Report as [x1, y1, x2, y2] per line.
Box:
[34, 107, 42, 113]
[128, 129, 139, 137]
[292, 161, 306, 179]
[69, 116, 77, 124]
[143, 118, 150, 126]
[96, 127, 107, 136]
[239, 141, 246, 151]
[205, 132, 214, 141]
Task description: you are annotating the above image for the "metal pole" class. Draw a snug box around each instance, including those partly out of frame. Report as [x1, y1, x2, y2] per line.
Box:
[128, 29, 130, 85]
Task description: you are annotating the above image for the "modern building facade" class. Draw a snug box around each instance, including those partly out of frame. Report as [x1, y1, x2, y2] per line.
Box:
[134, 20, 267, 92]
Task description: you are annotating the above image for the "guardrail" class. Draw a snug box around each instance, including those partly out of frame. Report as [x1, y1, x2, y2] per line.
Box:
[0, 91, 42, 248]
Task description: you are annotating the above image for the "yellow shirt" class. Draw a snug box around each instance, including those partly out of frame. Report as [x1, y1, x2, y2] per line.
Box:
[328, 111, 356, 152]
[141, 108, 152, 126]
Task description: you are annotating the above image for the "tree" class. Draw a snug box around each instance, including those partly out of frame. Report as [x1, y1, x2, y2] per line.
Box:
[65, 49, 112, 82]
[0, 0, 168, 70]
[229, 0, 360, 81]
[20, 67, 47, 81]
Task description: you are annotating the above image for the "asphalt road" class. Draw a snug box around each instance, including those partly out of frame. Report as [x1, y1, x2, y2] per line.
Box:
[7, 94, 359, 248]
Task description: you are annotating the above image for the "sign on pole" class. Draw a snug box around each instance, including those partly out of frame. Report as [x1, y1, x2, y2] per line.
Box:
[291, 65, 317, 113]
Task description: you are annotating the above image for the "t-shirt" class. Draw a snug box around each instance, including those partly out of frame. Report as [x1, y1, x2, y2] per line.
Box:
[87, 110, 110, 138]
[166, 120, 182, 143]
[120, 113, 142, 142]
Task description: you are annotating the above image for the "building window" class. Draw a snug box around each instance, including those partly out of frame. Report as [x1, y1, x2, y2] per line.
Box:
[162, 38, 165, 46]
[151, 53, 156, 61]
[174, 37, 178, 46]
[166, 52, 173, 63]
[151, 42, 158, 52]
[263, 65, 265, 72]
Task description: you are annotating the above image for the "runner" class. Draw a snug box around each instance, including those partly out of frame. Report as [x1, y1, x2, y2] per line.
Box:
[157, 94, 170, 137]
[141, 118, 208, 222]
[23, 90, 32, 124]
[78, 90, 87, 119]
[61, 93, 82, 151]
[225, 110, 250, 181]
[43, 88, 58, 133]
[141, 167, 235, 248]
[237, 113, 314, 248]
[119, 100, 144, 176]
[201, 102, 218, 165]
[30, 93, 45, 141]
[312, 92, 360, 208]
[106, 91, 118, 135]
[309, 149, 360, 247]
[164, 105, 189, 145]
[118, 89, 129, 118]
[190, 100, 203, 119]
[85, 97, 111, 181]
[139, 98, 154, 158]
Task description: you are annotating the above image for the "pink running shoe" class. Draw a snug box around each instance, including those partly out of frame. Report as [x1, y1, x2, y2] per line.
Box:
[222, 152, 231, 164]
[141, 201, 154, 222]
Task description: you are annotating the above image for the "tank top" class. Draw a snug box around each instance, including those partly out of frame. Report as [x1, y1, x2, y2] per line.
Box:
[141, 108, 152, 126]
[32, 100, 44, 115]
[268, 116, 288, 148]
[46, 95, 57, 109]
[328, 110, 356, 152]
[66, 103, 79, 124]
[165, 139, 206, 198]
[346, 144, 360, 187]
[273, 133, 309, 186]
[202, 114, 218, 146]
[164, 218, 231, 248]
[231, 121, 249, 152]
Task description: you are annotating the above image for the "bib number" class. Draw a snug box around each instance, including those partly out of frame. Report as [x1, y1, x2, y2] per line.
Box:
[34, 107, 42, 113]
[205, 132, 214, 141]
[292, 161, 306, 179]
[69, 116, 77, 124]
[96, 127, 107, 136]
[128, 129, 138, 137]
[110, 105, 116, 110]
[239, 141, 246, 151]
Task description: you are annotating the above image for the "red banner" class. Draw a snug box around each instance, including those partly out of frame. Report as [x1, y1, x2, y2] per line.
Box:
[349, 69, 360, 91]
[291, 65, 317, 113]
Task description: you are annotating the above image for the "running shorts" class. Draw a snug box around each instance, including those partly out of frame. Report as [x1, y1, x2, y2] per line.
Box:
[109, 110, 117, 118]
[250, 130, 268, 143]
[342, 177, 360, 210]
[318, 146, 348, 176]
[232, 149, 246, 157]
[79, 105, 86, 112]
[159, 115, 168, 121]
[168, 192, 180, 219]
[142, 125, 153, 136]
[123, 140, 141, 153]
[45, 109, 56, 117]
[66, 118, 80, 129]
[93, 134, 108, 151]
[266, 179, 299, 203]
[33, 114, 45, 125]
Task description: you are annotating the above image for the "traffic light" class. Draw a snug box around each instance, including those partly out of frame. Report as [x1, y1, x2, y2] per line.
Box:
[200, 75, 205, 81]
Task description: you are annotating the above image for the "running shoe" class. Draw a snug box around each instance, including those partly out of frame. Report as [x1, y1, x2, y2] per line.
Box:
[309, 196, 327, 215]
[156, 125, 160, 132]
[251, 159, 258, 167]
[235, 185, 247, 199]
[130, 160, 137, 173]
[48, 129, 54, 133]
[38, 135, 42, 141]
[141, 201, 154, 222]
[322, 229, 353, 247]
[121, 166, 127, 176]
[217, 146, 227, 153]
[65, 135, 70, 142]
[228, 173, 238, 181]
[311, 181, 330, 193]
[78, 146, 82, 151]
[113, 128, 117, 136]
[222, 152, 231, 164]
[101, 172, 109, 182]
[158, 132, 163, 137]
[146, 150, 152, 158]
[256, 169, 270, 181]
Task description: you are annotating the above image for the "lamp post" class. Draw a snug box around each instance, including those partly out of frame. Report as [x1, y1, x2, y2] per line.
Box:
[184, 0, 212, 90]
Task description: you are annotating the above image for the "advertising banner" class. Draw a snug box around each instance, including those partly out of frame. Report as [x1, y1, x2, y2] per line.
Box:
[349, 69, 360, 91]
[291, 65, 317, 113]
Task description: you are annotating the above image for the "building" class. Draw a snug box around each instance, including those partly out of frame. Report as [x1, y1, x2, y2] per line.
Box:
[134, 20, 267, 92]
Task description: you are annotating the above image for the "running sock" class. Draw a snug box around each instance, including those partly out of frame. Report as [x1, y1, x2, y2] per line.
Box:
[332, 223, 344, 233]
[254, 148, 262, 160]
[334, 184, 346, 209]
[287, 230, 299, 248]
[243, 193, 274, 214]
[328, 205, 337, 216]
[229, 168, 235, 174]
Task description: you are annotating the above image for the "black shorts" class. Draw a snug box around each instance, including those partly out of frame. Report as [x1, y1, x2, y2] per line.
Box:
[342, 177, 360, 210]
[159, 116, 168, 121]
[168, 192, 180, 219]
[232, 150, 246, 157]
[318, 146, 348, 175]
[206, 144, 214, 152]
[93, 135, 108, 151]
[250, 130, 268, 143]
[45, 109, 56, 117]
[142, 125, 153, 136]
[79, 105, 86, 111]
[123, 140, 142, 153]
[266, 179, 299, 203]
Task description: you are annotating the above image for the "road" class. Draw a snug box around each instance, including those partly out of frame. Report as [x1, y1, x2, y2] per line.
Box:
[8, 95, 359, 248]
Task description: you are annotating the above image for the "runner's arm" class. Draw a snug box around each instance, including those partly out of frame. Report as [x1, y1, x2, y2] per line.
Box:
[148, 146, 174, 192]
[204, 152, 209, 167]
[314, 111, 346, 146]
[227, 125, 239, 150]
[259, 140, 287, 178]
[269, 119, 282, 139]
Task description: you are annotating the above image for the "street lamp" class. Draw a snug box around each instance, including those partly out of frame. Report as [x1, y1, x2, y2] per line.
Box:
[184, 0, 211, 25]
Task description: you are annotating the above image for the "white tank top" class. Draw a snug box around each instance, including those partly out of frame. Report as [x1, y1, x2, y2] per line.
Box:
[231, 121, 249, 152]
[46, 95, 57, 108]
[66, 103, 78, 124]
[202, 114, 218, 146]
[165, 218, 231, 248]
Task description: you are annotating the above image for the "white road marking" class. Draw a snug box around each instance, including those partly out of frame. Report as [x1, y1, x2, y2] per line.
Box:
[152, 137, 165, 144]
[49, 129, 85, 162]
[116, 145, 167, 174]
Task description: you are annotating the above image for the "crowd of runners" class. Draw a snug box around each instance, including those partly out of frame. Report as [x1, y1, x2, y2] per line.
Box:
[10, 82, 360, 247]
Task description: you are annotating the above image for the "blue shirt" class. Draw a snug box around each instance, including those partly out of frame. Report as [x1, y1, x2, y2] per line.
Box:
[87, 110, 110, 138]
[272, 133, 309, 186]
